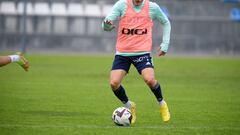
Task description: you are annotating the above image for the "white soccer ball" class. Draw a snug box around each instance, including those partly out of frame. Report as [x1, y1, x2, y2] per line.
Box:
[112, 107, 132, 126]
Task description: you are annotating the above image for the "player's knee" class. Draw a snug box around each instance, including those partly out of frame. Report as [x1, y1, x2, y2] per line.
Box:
[110, 79, 121, 91]
[144, 77, 156, 88]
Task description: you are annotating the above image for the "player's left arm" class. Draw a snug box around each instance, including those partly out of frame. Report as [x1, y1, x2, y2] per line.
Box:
[151, 3, 171, 56]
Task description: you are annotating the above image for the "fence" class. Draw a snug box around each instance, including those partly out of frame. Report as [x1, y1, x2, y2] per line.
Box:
[0, 0, 240, 55]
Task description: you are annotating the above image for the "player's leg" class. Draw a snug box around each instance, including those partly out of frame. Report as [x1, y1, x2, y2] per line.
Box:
[110, 69, 128, 102]
[0, 53, 29, 71]
[110, 55, 136, 124]
[0, 56, 11, 67]
[110, 69, 136, 124]
[141, 68, 162, 100]
[141, 68, 170, 122]
[131, 53, 170, 122]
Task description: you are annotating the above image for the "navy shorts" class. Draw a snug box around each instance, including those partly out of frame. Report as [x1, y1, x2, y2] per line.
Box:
[111, 53, 154, 74]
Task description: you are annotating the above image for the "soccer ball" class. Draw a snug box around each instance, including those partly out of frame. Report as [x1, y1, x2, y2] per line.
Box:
[112, 107, 132, 126]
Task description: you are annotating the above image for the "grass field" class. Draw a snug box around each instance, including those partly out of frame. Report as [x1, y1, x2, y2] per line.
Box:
[0, 54, 240, 135]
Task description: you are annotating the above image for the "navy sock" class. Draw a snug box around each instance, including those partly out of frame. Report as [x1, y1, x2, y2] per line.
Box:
[150, 82, 163, 102]
[113, 85, 129, 104]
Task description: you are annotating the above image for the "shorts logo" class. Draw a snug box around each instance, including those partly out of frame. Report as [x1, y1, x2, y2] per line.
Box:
[146, 62, 151, 65]
[133, 56, 149, 63]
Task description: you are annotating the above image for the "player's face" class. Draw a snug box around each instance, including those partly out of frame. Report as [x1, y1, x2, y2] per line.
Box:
[132, 0, 143, 6]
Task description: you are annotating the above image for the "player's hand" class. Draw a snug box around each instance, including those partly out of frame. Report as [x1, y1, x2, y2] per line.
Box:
[104, 20, 115, 31]
[157, 47, 166, 57]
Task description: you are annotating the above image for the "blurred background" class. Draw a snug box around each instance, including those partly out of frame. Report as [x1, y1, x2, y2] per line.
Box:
[0, 0, 239, 56]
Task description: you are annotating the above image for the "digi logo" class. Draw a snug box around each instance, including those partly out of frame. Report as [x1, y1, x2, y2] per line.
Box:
[122, 28, 147, 35]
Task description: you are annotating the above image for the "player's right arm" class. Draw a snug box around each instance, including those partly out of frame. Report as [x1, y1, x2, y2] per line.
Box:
[102, 0, 126, 31]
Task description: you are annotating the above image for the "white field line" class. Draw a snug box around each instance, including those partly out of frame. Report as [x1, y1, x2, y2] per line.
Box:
[0, 124, 239, 130]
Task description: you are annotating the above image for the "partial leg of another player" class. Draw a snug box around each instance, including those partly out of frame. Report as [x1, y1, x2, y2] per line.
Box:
[0, 56, 11, 67]
[110, 69, 136, 124]
[0, 52, 29, 71]
[141, 68, 170, 122]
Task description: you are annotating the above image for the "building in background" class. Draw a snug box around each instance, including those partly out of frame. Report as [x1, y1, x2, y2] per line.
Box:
[0, 0, 239, 55]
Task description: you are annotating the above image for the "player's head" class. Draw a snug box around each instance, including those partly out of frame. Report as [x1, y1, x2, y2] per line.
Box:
[132, 0, 143, 6]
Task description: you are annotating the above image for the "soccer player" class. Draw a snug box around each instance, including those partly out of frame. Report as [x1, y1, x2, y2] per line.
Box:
[0, 52, 29, 71]
[102, 0, 171, 123]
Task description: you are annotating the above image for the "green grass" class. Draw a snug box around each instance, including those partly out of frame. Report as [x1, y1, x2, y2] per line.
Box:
[0, 54, 240, 135]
